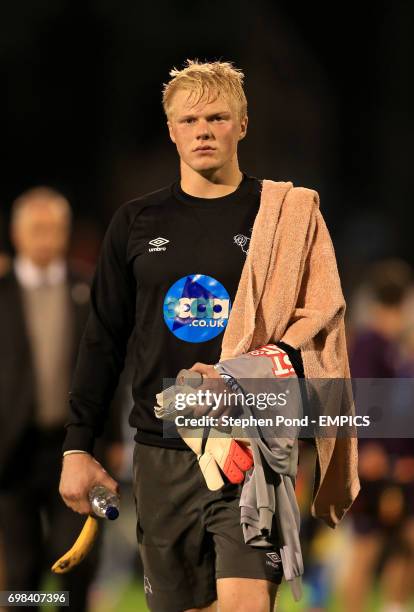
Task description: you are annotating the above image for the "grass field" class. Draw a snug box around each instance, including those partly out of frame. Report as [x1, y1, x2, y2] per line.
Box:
[37, 579, 388, 612]
[87, 580, 386, 611]
[42, 571, 414, 610]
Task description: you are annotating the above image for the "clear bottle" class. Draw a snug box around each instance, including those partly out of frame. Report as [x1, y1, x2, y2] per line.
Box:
[88, 485, 120, 520]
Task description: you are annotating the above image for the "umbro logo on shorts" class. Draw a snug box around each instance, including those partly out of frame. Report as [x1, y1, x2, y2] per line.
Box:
[265, 552, 281, 567]
[148, 237, 169, 252]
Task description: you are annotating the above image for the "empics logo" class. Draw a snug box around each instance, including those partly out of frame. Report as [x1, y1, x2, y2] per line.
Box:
[163, 274, 231, 343]
[148, 237, 169, 252]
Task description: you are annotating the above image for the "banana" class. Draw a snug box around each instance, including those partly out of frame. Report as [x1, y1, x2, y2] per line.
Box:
[51, 515, 99, 574]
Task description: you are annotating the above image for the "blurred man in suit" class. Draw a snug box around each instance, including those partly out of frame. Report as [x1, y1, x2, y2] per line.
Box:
[0, 187, 99, 611]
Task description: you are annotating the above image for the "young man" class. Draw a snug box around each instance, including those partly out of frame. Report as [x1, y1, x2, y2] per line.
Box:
[59, 60, 343, 611]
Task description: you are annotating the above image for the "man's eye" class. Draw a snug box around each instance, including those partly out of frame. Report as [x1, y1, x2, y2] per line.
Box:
[212, 117, 224, 122]
[185, 118, 195, 124]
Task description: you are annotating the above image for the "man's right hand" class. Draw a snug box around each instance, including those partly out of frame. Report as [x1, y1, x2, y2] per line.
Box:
[59, 453, 119, 515]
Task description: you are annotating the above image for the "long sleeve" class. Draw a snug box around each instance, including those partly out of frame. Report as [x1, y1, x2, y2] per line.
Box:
[63, 205, 137, 453]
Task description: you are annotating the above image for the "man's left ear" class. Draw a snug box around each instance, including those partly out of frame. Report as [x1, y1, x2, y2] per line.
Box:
[239, 115, 248, 141]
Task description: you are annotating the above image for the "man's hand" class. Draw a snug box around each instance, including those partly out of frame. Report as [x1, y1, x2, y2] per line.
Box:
[188, 362, 239, 419]
[189, 362, 220, 380]
[59, 453, 119, 515]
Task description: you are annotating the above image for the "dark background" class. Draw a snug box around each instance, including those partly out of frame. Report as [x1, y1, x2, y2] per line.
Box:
[1, 0, 413, 293]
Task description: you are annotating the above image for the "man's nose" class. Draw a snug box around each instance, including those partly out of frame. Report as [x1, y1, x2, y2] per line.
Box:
[195, 119, 212, 139]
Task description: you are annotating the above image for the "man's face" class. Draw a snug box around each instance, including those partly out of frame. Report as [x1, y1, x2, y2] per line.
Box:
[167, 89, 247, 174]
[12, 199, 70, 267]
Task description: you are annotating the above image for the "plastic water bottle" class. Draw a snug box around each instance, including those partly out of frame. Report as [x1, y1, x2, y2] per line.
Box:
[88, 485, 120, 520]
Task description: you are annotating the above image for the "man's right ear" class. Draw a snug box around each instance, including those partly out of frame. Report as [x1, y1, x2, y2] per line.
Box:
[167, 121, 176, 144]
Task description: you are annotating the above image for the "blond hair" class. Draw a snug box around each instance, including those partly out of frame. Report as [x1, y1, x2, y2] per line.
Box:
[162, 59, 247, 119]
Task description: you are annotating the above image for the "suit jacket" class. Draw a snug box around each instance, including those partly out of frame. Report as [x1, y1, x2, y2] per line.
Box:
[0, 265, 91, 484]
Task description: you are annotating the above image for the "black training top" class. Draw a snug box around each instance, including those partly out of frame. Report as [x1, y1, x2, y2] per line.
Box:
[63, 175, 302, 452]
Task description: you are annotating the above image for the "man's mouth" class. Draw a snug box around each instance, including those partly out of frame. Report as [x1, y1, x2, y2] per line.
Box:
[194, 146, 215, 152]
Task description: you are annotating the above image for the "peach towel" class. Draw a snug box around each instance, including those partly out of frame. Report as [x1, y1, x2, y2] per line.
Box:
[221, 180, 360, 528]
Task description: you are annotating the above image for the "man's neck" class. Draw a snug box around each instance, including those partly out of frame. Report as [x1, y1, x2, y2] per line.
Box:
[180, 162, 243, 199]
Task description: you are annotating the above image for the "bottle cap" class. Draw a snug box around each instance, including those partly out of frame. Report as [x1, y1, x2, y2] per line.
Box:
[105, 506, 119, 520]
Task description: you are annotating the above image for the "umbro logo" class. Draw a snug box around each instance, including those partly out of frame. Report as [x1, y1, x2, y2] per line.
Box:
[148, 237, 169, 252]
[149, 237, 169, 247]
[265, 552, 281, 568]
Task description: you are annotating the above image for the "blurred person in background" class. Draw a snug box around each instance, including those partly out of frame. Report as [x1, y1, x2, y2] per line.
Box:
[0, 187, 103, 611]
[340, 259, 414, 612]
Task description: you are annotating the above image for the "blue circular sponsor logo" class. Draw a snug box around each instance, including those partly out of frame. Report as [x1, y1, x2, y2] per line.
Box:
[163, 274, 231, 343]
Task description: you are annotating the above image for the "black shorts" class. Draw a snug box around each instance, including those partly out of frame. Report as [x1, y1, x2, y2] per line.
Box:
[132, 442, 283, 612]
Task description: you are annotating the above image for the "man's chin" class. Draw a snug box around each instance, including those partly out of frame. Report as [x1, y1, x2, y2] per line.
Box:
[190, 159, 222, 173]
